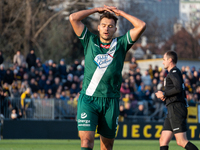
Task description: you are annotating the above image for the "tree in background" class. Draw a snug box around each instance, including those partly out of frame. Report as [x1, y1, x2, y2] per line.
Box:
[0, 0, 93, 64]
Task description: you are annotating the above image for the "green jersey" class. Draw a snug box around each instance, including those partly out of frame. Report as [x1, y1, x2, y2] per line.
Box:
[78, 26, 135, 98]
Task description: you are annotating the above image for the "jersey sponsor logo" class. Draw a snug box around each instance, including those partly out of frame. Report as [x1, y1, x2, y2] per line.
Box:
[173, 127, 179, 131]
[172, 70, 176, 73]
[100, 44, 110, 49]
[94, 53, 114, 68]
[78, 119, 90, 124]
[81, 112, 87, 119]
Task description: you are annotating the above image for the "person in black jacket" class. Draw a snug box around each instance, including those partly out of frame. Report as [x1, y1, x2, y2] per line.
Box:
[0, 51, 4, 65]
[26, 49, 36, 70]
[155, 51, 198, 150]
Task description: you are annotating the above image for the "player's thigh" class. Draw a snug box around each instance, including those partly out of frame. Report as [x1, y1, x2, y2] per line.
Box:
[100, 135, 115, 150]
[77, 94, 99, 131]
[98, 98, 119, 139]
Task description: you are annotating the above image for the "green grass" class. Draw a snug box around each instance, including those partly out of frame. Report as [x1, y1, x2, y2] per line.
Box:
[0, 139, 200, 150]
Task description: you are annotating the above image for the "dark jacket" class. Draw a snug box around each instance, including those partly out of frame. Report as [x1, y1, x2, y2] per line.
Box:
[164, 66, 188, 106]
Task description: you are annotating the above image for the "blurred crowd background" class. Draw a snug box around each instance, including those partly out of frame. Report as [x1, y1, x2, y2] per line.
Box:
[0, 50, 199, 122]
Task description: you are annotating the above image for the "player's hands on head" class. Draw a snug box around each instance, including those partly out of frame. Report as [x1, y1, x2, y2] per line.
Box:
[97, 5, 121, 16]
[97, 6, 113, 14]
[104, 5, 121, 16]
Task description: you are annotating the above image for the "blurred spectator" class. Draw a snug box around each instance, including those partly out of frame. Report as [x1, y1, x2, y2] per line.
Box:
[68, 65, 75, 75]
[142, 70, 152, 86]
[134, 102, 144, 116]
[3, 83, 11, 97]
[20, 87, 32, 118]
[29, 78, 39, 93]
[0, 87, 10, 118]
[135, 74, 142, 88]
[44, 80, 52, 94]
[191, 66, 196, 74]
[72, 59, 80, 72]
[187, 93, 196, 106]
[124, 102, 133, 121]
[42, 61, 49, 75]
[0, 64, 6, 82]
[22, 73, 29, 82]
[52, 77, 61, 95]
[0, 51, 4, 65]
[193, 71, 199, 83]
[26, 49, 36, 70]
[63, 74, 73, 90]
[38, 74, 46, 91]
[181, 66, 187, 75]
[75, 65, 84, 77]
[128, 76, 137, 94]
[148, 64, 153, 79]
[20, 80, 29, 94]
[31, 92, 40, 99]
[120, 82, 130, 96]
[11, 107, 22, 120]
[13, 69, 22, 81]
[3, 69, 14, 85]
[44, 88, 54, 99]
[35, 61, 44, 73]
[196, 77, 200, 87]
[60, 90, 69, 101]
[70, 83, 79, 97]
[13, 50, 25, 66]
[58, 59, 67, 79]
[129, 57, 138, 71]
[153, 65, 159, 76]
[48, 59, 53, 71]
[10, 81, 20, 98]
[21, 62, 29, 73]
[28, 66, 36, 80]
[52, 62, 59, 77]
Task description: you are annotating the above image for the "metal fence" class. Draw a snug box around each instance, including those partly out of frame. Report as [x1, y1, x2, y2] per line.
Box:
[1, 97, 199, 123]
[0, 97, 77, 120]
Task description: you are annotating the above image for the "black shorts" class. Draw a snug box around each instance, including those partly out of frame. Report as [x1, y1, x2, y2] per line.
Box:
[163, 102, 187, 134]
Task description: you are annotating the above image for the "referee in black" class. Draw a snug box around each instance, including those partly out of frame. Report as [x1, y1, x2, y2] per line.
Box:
[155, 51, 199, 150]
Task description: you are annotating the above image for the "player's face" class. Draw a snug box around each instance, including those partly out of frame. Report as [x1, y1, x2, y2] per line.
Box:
[98, 18, 116, 42]
[163, 54, 170, 69]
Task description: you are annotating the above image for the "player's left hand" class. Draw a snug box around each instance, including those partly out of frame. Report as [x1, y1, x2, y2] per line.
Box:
[104, 5, 121, 16]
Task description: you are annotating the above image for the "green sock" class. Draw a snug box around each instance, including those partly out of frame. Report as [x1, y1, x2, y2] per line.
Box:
[81, 148, 92, 150]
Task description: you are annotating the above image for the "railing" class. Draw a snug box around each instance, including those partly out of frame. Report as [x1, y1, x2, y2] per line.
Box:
[0, 97, 77, 120]
[1, 97, 199, 123]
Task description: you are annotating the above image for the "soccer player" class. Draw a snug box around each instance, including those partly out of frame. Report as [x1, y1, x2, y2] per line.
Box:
[69, 5, 146, 150]
[155, 51, 199, 150]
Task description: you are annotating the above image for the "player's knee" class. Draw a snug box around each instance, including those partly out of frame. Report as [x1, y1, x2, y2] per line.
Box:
[81, 139, 94, 148]
[159, 137, 164, 145]
[104, 142, 113, 150]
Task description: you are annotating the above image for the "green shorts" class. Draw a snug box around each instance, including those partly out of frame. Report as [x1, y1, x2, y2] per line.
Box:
[77, 94, 119, 139]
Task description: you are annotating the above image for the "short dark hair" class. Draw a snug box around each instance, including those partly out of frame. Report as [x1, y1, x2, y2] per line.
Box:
[165, 50, 178, 64]
[100, 12, 118, 25]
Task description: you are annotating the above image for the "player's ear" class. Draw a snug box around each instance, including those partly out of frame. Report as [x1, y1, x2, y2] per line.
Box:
[115, 27, 117, 32]
[98, 25, 100, 31]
